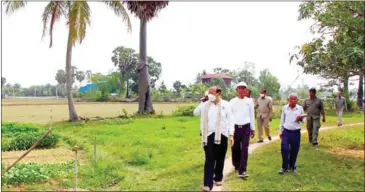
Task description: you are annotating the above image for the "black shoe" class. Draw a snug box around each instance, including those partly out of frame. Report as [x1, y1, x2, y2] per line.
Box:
[312, 142, 318, 146]
[268, 136, 272, 141]
[278, 168, 287, 174]
[257, 140, 264, 143]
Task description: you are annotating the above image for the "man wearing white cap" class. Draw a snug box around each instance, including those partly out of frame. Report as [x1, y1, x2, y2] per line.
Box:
[229, 82, 255, 178]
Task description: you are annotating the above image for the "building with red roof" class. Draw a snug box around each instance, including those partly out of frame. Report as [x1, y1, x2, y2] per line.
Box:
[201, 74, 232, 86]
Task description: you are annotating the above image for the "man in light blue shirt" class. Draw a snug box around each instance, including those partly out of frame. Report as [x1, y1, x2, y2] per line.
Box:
[279, 93, 305, 174]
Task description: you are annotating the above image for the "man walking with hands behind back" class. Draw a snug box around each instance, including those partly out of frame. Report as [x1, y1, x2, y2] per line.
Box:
[255, 88, 273, 142]
[303, 88, 326, 146]
[193, 86, 234, 192]
[230, 82, 255, 178]
[334, 90, 347, 126]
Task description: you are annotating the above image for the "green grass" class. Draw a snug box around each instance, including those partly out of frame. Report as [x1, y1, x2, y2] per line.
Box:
[250, 112, 364, 143]
[223, 124, 365, 191]
[1, 112, 363, 191]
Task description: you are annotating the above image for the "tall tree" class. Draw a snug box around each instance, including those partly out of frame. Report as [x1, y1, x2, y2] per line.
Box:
[195, 70, 207, 84]
[55, 69, 67, 86]
[76, 70, 85, 87]
[124, 1, 168, 114]
[290, 1, 364, 108]
[4, 1, 131, 121]
[130, 56, 162, 95]
[173, 80, 183, 95]
[258, 69, 281, 99]
[158, 80, 167, 96]
[111, 46, 138, 98]
[85, 70, 92, 83]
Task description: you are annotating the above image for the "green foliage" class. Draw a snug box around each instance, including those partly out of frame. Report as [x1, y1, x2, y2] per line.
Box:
[258, 69, 281, 100]
[290, 1, 364, 97]
[1, 162, 74, 185]
[3, 132, 59, 151]
[172, 104, 196, 116]
[83, 90, 102, 101]
[2, 122, 38, 135]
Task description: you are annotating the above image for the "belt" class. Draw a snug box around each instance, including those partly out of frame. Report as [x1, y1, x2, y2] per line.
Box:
[284, 128, 301, 132]
[235, 123, 249, 128]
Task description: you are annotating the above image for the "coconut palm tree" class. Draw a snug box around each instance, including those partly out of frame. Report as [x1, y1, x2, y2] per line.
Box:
[3, 1, 131, 121]
[124, 1, 168, 114]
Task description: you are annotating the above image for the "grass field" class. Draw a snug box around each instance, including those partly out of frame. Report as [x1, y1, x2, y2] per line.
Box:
[223, 124, 365, 191]
[2, 98, 182, 123]
[2, 112, 364, 191]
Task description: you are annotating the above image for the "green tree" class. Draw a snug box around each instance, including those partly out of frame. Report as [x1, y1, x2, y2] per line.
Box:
[76, 70, 85, 87]
[4, 1, 131, 121]
[195, 70, 207, 84]
[258, 69, 281, 100]
[111, 46, 138, 98]
[158, 81, 167, 96]
[2, 77, 6, 87]
[130, 56, 162, 95]
[124, 1, 168, 113]
[173, 80, 184, 96]
[290, 1, 365, 109]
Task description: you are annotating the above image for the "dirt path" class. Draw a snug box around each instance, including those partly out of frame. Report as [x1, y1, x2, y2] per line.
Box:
[2, 148, 74, 165]
[212, 122, 364, 191]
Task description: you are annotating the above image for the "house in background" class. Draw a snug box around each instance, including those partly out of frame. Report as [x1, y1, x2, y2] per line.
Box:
[79, 81, 117, 94]
[201, 74, 232, 86]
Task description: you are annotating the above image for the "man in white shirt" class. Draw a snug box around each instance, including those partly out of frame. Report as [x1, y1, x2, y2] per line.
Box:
[279, 93, 305, 174]
[193, 86, 234, 192]
[229, 82, 255, 178]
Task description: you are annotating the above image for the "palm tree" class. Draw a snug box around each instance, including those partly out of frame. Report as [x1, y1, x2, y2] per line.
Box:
[4, 1, 132, 121]
[124, 1, 168, 114]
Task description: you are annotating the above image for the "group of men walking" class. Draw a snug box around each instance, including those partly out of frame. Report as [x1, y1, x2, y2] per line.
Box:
[193, 82, 340, 192]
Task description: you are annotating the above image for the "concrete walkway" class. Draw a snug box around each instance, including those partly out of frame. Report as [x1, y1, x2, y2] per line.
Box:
[212, 122, 364, 191]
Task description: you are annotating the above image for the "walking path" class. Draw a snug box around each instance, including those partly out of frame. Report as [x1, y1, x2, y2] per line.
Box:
[212, 122, 364, 191]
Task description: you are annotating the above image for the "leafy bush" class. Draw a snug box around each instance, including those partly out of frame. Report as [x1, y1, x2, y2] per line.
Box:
[2, 163, 49, 185]
[2, 123, 38, 136]
[2, 162, 74, 185]
[4, 132, 59, 151]
[172, 104, 196, 116]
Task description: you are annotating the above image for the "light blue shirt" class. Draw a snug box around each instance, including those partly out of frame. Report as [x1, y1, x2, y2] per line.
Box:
[280, 104, 305, 133]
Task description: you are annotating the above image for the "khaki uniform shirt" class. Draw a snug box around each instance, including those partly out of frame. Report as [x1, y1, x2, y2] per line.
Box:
[255, 96, 273, 119]
[303, 97, 325, 119]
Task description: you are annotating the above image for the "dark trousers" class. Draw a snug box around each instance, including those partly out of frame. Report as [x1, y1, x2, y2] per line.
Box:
[231, 124, 251, 174]
[281, 129, 301, 170]
[204, 133, 228, 190]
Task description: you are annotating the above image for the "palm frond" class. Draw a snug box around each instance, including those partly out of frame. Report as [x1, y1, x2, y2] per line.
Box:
[104, 1, 132, 32]
[68, 1, 91, 46]
[3, 1, 26, 14]
[42, 1, 66, 48]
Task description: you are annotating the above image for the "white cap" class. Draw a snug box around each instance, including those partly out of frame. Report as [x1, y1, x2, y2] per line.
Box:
[235, 82, 247, 89]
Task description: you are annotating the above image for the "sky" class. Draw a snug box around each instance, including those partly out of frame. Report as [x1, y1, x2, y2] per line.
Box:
[2, 2, 338, 90]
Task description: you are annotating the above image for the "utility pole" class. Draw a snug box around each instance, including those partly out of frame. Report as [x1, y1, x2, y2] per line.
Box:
[56, 85, 58, 99]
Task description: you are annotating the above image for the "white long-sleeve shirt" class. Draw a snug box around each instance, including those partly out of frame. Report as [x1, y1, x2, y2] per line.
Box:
[193, 100, 234, 137]
[229, 97, 255, 130]
[280, 104, 305, 133]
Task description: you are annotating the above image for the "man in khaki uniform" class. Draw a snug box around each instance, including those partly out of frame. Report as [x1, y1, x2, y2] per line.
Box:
[255, 88, 273, 142]
[303, 88, 326, 146]
[334, 91, 347, 126]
